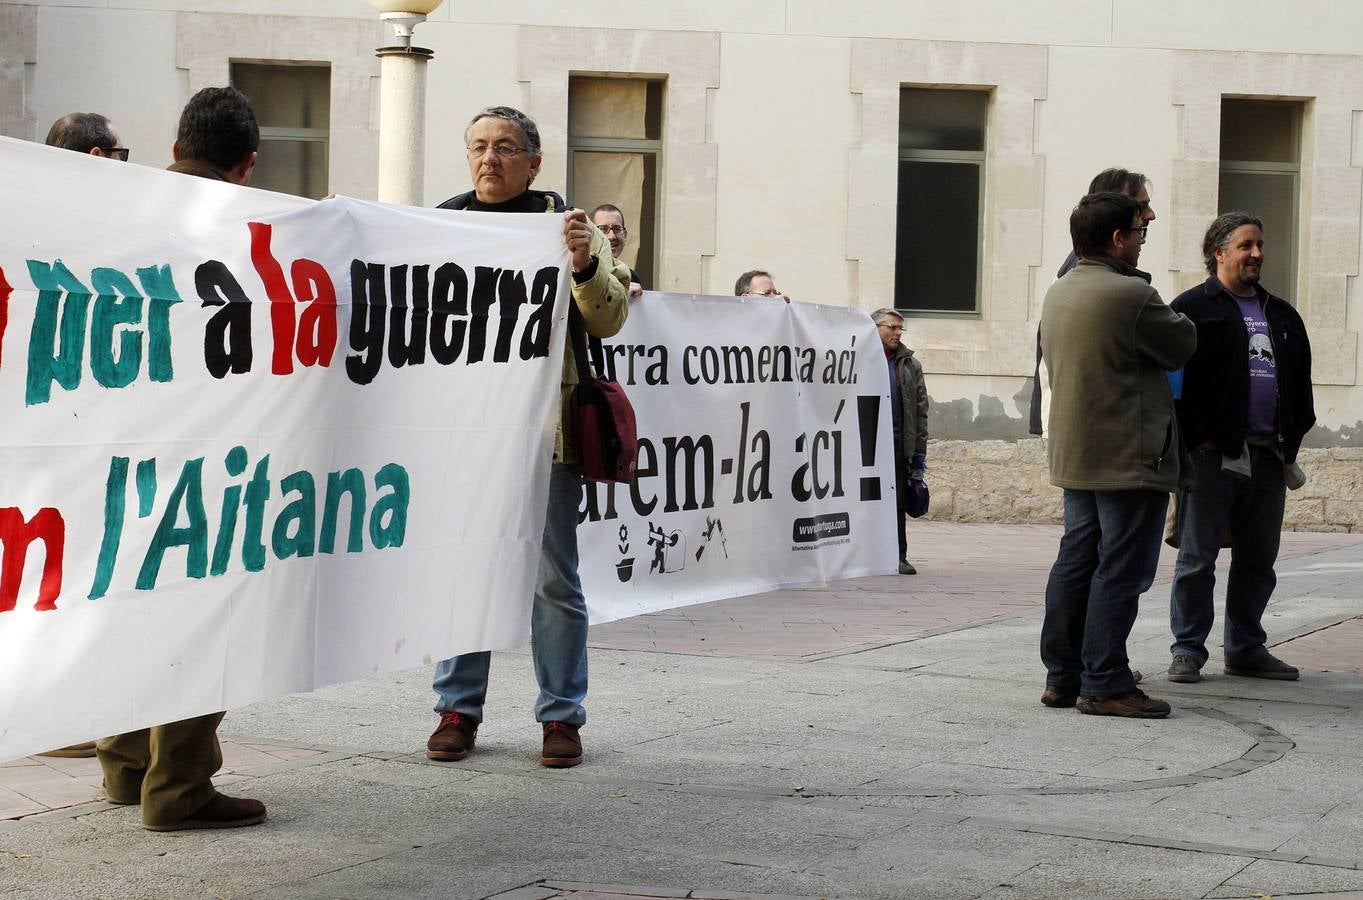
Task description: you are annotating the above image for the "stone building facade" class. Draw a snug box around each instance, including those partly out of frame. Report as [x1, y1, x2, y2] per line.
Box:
[2, 1, 1360, 529]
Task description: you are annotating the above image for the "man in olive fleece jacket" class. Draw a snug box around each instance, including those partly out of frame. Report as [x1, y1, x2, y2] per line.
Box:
[1038, 191, 1195, 719]
[97, 87, 267, 832]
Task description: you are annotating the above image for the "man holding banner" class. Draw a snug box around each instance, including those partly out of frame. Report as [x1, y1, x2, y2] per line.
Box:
[94, 87, 268, 831]
[427, 106, 629, 768]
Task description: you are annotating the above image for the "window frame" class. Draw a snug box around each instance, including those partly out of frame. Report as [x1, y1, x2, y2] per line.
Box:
[565, 75, 665, 288]
[229, 60, 332, 200]
[894, 88, 990, 319]
[1217, 97, 1303, 303]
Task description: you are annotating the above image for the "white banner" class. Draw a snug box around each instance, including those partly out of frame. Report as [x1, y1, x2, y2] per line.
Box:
[0, 137, 567, 760]
[0, 137, 897, 763]
[578, 296, 898, 623]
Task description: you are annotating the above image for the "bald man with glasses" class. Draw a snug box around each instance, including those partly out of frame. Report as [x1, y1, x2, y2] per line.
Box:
[45, 112, 129, 161]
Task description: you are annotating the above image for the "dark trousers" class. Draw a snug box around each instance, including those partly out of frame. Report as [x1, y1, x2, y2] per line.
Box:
[97, 712, 224, 826]
[895, 454, 909, 561]
[1041, 488, 1168, 697]
[1169, 446, 1286, 666]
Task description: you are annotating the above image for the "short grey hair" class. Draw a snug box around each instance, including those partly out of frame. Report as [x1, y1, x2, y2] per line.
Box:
[464, 105, 542, 156]
[1202, 212, 1264, 275]
[871, 308, 905, 326]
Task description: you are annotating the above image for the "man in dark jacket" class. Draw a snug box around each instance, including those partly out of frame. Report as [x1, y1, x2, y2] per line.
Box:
[1038, 192, 1195, 719]
[873, 308, 928, 575]
[96, 87, 265, 832]
[1165, 213, 1315, 684]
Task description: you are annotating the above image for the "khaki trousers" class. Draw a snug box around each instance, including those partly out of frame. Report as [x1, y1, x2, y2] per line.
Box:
[96, 712, 224, 826]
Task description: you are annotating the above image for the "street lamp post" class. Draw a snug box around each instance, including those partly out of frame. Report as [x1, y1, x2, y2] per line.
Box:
[367, 0, 445, 206]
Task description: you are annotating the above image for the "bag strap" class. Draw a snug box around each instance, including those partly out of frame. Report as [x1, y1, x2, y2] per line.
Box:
[567, 301, 601, 401]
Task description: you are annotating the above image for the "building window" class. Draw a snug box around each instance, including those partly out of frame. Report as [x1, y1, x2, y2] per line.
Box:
[895, 88, 988, 315]
[567, 76, 663, 287]
[1219, 98, 1302, 301]
[231, 62, 331, 200]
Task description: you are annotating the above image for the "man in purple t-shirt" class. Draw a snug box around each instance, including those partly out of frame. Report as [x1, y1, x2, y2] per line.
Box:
[1165, 212, 1316, 684]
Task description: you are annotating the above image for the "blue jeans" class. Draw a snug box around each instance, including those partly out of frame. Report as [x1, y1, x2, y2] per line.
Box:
[1169, 446, 1286, 667]
[432, 463, 589, 726]
[1040, 488, 1168, 697]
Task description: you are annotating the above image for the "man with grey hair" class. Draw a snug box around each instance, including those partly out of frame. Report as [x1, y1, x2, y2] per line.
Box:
[873, 308, 928, 575]
[44, 112, 128, 160]
[428, 105, 629, 769]
[1165, 212, 1315, 684]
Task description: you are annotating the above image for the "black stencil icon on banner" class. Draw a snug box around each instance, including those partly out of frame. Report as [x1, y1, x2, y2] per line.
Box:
[648, 522, 686, 574]
[857, 394, 882, 502]
[615, 523, 635, 583]
[695, 516, 728, 561]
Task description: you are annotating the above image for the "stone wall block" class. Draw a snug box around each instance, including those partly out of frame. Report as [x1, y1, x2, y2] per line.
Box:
[929, 440, 967, 462]
[1018, 438, 1047, 464]
[965, 440, 1018, 463]
[1324, 500, 1363, 526]
[1283, 498, 1326, 527]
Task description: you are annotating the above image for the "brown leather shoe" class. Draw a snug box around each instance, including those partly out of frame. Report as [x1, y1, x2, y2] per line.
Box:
[540, 721, 584, 768]
[144, 792, 266, 831]
[427, 711, 478, 761]
[38, 741, 97, 759]
[1076, 689, 1170, 719]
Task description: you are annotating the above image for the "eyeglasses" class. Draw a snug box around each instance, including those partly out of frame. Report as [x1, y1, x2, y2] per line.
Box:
[597, 224, 627, 236]
[879, 324, 905, 333]
[103, 147, 130, 162]
[466, 144, 530, 159]
[1125, 225, 1148, 238]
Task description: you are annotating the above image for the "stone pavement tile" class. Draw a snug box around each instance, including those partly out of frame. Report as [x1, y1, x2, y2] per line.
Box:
[484, 886, 563, 900]
[1273, 796, 1363, 861]
[823, 819, 1245, 899]
[691, 892, 833, 900]
[16, 753, 101, 777]
[1213, 859, 1363, 897]
[541, 881, 691, 898]
[0, 785, 45, 819]
[5, 777, 104, 811]
[1159, 750, 1363, 818]
[1275, 615, 1363, 676]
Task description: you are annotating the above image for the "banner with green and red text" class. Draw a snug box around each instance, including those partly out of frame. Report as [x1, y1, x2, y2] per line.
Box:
[0, 137, 567, 760]
[0, 136, 897, 762]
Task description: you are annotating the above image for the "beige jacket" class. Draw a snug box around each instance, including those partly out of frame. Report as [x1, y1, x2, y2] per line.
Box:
[1040, 256, 1196, 493]
[557, 219, 630, 463]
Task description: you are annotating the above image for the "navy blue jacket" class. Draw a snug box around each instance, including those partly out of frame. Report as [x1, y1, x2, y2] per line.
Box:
[1169, 276, 1315, 464]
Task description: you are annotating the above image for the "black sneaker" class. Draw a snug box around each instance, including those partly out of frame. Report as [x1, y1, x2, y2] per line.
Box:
[1040, 686, 1078, 708]
[1076, 689, 1171, 719]
[1167, 655, 1202, 683]
[1225, 652, 1299, 681]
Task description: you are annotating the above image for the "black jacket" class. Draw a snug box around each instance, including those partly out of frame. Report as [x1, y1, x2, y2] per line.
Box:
[1170, 276, 1315, 464]
[437, 188, 566, 214]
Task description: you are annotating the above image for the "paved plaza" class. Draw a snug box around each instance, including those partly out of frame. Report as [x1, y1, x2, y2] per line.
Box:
[3, 522, 1363, 899]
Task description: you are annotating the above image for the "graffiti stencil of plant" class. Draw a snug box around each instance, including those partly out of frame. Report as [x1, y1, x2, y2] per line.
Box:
[615, 523, 634, 583]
